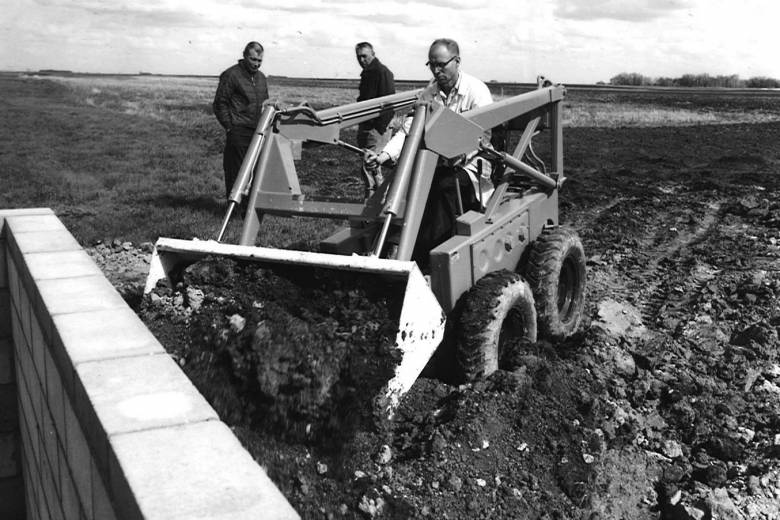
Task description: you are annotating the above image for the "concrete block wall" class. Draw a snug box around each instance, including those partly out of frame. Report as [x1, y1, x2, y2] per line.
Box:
[0, 208, 300, 520]
[0, 210, 26, 520]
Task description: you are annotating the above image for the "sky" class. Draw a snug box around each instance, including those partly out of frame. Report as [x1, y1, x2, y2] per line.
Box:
[1, 0, 778, 84]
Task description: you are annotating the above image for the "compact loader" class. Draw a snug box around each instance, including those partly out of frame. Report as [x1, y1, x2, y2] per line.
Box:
[145, 78, 586, 416]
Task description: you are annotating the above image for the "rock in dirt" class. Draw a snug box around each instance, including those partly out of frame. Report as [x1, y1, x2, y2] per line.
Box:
[731, 322, 777, 347]
[693, 463, 728, 488]
[357, 494, 385, 518]
[595, 299, 647, 339]
[704, 488, 744, 520]
[375, 444, 392, 465]
[186, 287, 205, 310]
[446, 474, 463, 492]
[704, 437, 743, 462]
[662, 440, 684, 459]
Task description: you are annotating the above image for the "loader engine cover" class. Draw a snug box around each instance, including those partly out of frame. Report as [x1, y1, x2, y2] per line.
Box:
[143, 255, 407, 444]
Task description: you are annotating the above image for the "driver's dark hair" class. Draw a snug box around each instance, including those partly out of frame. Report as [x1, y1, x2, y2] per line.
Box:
[430, 38, 459, 56]
[355, 42, 374, 52]
[243, 41, 264, 57]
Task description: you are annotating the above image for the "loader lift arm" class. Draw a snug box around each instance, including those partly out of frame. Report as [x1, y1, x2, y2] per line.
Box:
[233, 84, 566, 263]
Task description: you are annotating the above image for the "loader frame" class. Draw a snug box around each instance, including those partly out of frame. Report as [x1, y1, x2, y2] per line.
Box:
[145, 82, 569, 414]
[235, 84, 567, 313]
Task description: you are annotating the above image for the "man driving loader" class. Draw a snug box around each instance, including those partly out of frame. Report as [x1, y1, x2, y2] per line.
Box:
[364, 38, 494, 264]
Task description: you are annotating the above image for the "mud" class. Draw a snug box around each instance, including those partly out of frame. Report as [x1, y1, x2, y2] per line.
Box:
[116, 116, 780, 519]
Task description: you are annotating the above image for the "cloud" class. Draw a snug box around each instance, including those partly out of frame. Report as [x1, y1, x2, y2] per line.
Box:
[31, 0, 208, 28]
[330, 0, 480, 7]
[554, 0, 692, 22]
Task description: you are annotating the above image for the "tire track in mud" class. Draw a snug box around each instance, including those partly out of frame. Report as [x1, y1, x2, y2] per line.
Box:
[574, 188, 725, 331]
[635, 199, 723, 328]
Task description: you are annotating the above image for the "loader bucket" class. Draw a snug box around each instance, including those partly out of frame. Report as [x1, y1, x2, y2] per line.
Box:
[144, 237, 445, 418]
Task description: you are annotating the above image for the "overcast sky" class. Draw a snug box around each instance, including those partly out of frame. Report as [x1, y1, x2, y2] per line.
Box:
[2, 0, 777, 84]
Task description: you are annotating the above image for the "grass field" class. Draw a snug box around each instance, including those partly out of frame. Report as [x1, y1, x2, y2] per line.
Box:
[2, 72, 779, 246]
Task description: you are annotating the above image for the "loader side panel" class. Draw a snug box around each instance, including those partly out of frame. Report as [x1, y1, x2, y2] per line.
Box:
[430, 210, 528, 313]
[429, 190, 559, 313]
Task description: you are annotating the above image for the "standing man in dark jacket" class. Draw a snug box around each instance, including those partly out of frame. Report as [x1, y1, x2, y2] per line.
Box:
[355, 42, 395, 191]
[213, 41, 269, 200]
[355, 42, 395, 152]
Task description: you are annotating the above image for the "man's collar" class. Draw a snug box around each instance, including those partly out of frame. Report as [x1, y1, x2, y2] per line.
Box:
[433, 71, 462, 97]
[451, 71, 463, 94]
[238, 59, 256, 75]
[363, 57, 381, 72]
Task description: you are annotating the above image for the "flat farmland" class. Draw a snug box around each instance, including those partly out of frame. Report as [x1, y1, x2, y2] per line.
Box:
[1, 72, 778, 245]
[2, 72, 780, 518]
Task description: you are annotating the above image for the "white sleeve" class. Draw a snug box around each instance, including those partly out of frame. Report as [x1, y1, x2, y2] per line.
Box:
[472, 80, 493, 108]
[382, 114, 412, 163]
[382, 83, 437, 163]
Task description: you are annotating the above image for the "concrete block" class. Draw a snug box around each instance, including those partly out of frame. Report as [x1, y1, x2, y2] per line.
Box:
[92, 459, 118, 520]
[0, 238, 6, 289]
[0, 208, 54, 218]
[43, 459, 66, 520]
[53, 306, 164, 366]
[109, 421, 300, 520]
[30, 311, 46, 402]
[0, 338, 12, 385]
[45, 347, 67, 448]
[36, 275, 128, 369]
[6, 253, 20, 319]
[60, 449, 86, 520]
[10, 228, 81, 255]
[36, 490, 48, 520]
[39, 436, 61, 516]
[36, 275, 126, 317]
[24, 250, 102, 281]
[76, 354, 217, 438]
[17, 286, 31, 353]
[3, 213, 63, 234]
[20, 437, 40, 520]
[17, 340, 43, 447]
[0, 430, 20, 477]
[10, 303, 27, 360]
[64, 392, 94, 519]
[15, 363, 37, 469]
[41, 406, 61, 498]
[0, 289, 8, 339]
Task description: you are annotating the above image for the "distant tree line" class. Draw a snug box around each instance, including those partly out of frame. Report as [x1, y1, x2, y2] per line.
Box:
[609, 72, 780, 88]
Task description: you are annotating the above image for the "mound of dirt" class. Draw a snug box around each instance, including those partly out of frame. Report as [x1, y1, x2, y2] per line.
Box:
[141, 256, 405, 444]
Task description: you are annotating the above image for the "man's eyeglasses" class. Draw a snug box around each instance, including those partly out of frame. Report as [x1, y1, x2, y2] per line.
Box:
[426, 55, 458, 71]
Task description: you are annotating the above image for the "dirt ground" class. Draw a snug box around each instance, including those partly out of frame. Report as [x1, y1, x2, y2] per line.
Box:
[92, 119, 780, 519]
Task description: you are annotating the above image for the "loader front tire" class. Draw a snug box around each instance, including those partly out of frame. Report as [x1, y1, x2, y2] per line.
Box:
[525, 227, 586, 341]
[456, 270, 537, 382]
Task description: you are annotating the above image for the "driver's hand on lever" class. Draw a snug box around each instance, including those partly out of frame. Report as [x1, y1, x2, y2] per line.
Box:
[364, 149, 389, 170]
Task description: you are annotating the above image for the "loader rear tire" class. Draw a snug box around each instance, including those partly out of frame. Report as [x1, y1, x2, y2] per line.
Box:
[456, 270, 537, 382]
[525, 227, 586, 341]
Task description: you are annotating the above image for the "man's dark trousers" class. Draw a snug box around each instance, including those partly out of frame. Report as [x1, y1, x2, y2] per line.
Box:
[412, 166, 480, 266]
[222, 128, 254, 199]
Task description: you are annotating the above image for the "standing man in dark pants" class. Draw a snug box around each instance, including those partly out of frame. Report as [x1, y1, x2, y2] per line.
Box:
[355, 42, 395, 190]
[213, 41, 269, 201]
